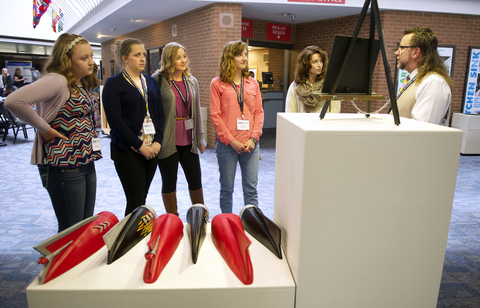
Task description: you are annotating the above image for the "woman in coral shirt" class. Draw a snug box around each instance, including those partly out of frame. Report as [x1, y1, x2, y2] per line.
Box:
[210, 41, 264, 213]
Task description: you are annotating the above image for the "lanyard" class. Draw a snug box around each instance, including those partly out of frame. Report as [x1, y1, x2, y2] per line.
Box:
[77, 86, 97, 137]
[171, 76, 190, 111]
[123, 70, 149, 112]
[232, 78, 244, 118]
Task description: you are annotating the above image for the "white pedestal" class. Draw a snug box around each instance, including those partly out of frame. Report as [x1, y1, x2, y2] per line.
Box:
[274, 113, 462, 308]
[451, 113, 480, 154]
[27, 224, 295, 308]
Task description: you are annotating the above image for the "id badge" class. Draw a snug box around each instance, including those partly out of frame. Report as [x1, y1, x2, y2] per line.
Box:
[237, 118, 249, 130]
[184, 119, 193, 130]
[143, 119, 156, 134]
[92, 137, 101, 151]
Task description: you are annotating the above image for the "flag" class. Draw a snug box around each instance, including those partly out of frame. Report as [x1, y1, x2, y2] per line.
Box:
[58, 9, 64, 32]
[33, 0, 52, 29]
[52, 10, 58, 32]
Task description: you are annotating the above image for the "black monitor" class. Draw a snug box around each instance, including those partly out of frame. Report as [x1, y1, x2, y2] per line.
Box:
[322, 35, 381, 94]
[262, 72, 274, 84]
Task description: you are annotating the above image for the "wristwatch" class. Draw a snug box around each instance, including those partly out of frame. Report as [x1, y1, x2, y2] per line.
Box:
[249, 137, 257, 143]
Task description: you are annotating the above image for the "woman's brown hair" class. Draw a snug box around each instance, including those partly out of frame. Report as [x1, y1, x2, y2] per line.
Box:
[294, 46, 328, 84]
[218, 41, 249, 83]
[43, 33, 101, 91]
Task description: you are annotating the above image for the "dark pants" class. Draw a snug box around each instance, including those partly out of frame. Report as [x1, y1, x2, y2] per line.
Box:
[158, 145, 202, 193]
[38, 162, 97, 232]
[111, 143, 158, 216]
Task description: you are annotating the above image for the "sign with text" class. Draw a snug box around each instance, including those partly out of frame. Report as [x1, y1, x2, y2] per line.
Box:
[242, 19, 253, 38]
[266, 23, 291, 42]
[462, 46, 480, 114]
[288, 0, 345, 4]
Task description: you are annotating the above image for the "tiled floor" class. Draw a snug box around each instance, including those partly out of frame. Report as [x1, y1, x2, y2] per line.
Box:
[0, 127, 479, 307]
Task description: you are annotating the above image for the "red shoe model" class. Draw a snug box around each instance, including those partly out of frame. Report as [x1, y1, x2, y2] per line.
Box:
[143, 213, 184, 283]
[211, 214, 253, 285]
[34, 211, 119, 284]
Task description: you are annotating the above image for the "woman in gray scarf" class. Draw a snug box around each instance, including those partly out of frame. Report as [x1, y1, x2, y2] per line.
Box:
[286, 46, 340, 113]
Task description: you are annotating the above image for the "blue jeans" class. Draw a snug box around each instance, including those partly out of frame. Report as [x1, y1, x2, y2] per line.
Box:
[215, 139, 259, 213]
[38, 162, 97, 233]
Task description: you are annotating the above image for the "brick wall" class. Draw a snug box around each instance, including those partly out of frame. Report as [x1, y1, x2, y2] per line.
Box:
[101, 3, 242, 147]
[293, 10, 480, 117]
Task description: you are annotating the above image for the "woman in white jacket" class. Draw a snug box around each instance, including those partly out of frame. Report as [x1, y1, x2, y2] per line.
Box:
[286, 46, 340, 113]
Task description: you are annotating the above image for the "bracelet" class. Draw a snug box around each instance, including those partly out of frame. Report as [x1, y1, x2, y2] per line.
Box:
[249, 137, 257, 143]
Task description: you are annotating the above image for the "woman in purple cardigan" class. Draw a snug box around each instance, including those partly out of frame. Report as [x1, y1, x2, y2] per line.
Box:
[5, 33, 102, 232]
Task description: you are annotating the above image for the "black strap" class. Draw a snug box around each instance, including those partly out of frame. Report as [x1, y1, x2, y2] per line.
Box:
[171, 76, 190, 111]
[396, 74, 417, 100]
[232, 78, 244, 116]
[123, 70, 149, 112]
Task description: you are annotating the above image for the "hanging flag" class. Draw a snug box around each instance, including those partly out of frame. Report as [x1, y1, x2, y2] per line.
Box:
[52, 9, 58, 32]
[33, 0, 40, 28]
[33, 0, 52, 29]
[58, 9, 64, 32]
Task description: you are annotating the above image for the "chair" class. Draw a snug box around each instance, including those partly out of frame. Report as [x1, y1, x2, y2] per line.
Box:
[0, 101, 29, 144]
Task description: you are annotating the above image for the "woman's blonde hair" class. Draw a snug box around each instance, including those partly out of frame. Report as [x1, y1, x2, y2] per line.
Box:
[218, 41, 249, 83]
[156, 42, 191, 79]
[43, 33, 100, 91]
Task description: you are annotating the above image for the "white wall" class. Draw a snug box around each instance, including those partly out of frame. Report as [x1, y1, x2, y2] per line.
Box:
[2, 0, 61, 41]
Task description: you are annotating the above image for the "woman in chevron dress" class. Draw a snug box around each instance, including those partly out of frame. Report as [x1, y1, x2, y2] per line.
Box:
[5, 33, 102, 232]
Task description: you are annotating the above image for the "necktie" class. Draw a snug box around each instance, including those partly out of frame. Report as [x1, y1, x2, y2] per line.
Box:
[398, 75, 410, 95]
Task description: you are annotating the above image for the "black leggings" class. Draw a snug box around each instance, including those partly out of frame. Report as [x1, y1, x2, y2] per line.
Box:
[111, 143, 158, 216]
[158, 145, 202, 193]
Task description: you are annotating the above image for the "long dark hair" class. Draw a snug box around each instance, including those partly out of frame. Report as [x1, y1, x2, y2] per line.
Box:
[294, 46, 328, 84]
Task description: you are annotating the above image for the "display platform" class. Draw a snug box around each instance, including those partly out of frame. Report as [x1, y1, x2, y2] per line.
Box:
[274, 113, 462, 308]
[27, 224, 295, 308]
[451, 113, 480, 154]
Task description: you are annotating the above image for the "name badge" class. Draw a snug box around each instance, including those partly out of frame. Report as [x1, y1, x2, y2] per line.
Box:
[143, 120, 156, 135]
[92, 137, 101, 151]
[184, 119, 193, 130]
[237, 118, 249, 130]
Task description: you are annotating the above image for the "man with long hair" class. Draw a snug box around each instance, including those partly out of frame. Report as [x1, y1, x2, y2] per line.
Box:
[393, 27, 453, 125]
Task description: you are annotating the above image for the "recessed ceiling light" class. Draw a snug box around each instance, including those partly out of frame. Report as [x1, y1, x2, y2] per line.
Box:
[130, 19, 138, 22]
[282, 13, 291, 16]
[97, 35, 102, 38]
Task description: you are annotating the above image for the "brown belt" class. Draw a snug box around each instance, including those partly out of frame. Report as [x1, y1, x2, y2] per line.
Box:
[176, 117, 190, 120]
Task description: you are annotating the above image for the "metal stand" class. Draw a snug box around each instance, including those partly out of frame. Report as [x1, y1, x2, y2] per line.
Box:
[319, 0, 400, 125]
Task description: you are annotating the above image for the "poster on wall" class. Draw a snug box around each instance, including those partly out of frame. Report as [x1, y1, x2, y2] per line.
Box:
[395, 45, 455, 95]
[6, 61, 33, 84]
[462, 46, 480, 114]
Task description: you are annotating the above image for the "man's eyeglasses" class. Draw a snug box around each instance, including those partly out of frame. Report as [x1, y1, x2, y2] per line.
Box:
[397, 45, 417, 51]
